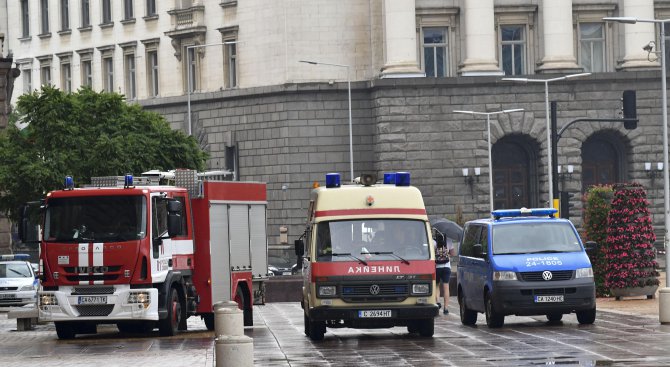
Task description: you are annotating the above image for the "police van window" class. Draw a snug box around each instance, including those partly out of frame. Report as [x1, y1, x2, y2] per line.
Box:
[492, 222, 581, 255]
[478, 227, 488, 255]
[460, 225, 480, 257]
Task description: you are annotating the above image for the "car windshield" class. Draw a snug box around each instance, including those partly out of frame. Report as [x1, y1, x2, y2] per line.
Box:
[0, 263, 33, 278]
[44, 195, 147, 243]
[315, 219, 429, 262]
[492, 221, 582, 255]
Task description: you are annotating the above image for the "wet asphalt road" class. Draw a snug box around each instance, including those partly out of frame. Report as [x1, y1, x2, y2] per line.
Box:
[1, 301, 669, 366]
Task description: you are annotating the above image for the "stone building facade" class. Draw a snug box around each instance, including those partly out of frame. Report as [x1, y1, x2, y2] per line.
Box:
[5, 0, 670, 261]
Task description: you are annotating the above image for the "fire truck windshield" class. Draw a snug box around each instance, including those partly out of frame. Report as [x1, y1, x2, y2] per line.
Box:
[315, 219, 429, 262]
[44, 196, 147, 243]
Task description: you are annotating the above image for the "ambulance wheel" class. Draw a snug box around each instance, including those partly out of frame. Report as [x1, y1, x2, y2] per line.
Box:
[159, 287, 182, 336]
[576, 308, 596, 325]
[303, 313, 310, 336]
[55, 321, 76, 340]
[459, 293, 477, 326]
[418, 318, 434, 337]
[485, 293, 504, 328]
[203, 313, 215, 331]
[546, 313, 563, 322]
[307, 317, 325, 341]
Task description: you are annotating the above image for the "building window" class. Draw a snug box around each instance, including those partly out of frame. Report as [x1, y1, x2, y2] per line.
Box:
[124, 0, 134, 20]
[81, 0, 90, 27]
[81, 59, 93, 87]
[147, 50, 159, 96]
[578, 23, 605, 73]
[186, 46, 197, 92]
[103, 57, 114, 92]
[41, 64, 52, 86]
[125, 54, 136, 99]
[226, 42, 237, 88]
[146, 0, 156, 16]
[40, 0, 50, 34]
[102, 0, 112, 23]
[60, 0, 70, 30]
[500, 25, 526, 75]
[23, 69, 32, 93]
[422, 27, 448, 77]
[21, 0, 30, 37]
[61, 63, 72, 93]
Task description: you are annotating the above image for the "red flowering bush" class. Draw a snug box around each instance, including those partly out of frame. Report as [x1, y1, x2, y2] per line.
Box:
[604, 183, 660, 291]
[582, 185, 613, 296]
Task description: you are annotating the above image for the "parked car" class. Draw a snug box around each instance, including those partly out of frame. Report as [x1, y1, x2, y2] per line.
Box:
[268, 264, 294, 276]
[0, 254, 38, 307]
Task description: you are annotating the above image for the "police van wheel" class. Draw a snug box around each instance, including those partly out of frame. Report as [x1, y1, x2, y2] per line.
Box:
[485, 293, 504, 328]
[55, 322, 76, 340]
[459, 294, 477, 326]
[546, 313, 563, 322]
[307, 318, 325, 341]
[576, 308, 596, 325]
[418, 318, 434, 337]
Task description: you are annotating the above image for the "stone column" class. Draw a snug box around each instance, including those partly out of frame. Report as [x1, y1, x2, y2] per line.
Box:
[619, 0, 657, 70]
[458, 0, 502, 76]
[537, 0, 582, 73]
[380, 0, 424, 78]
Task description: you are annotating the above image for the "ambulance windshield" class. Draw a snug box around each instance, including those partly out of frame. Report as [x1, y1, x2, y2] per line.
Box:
[492, 222, 582, 255]
[315, 219, 429, 262]
[44, 196, 147, 242]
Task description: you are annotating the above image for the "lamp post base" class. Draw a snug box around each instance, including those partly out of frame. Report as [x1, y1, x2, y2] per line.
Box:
[660, 287, 670, 324]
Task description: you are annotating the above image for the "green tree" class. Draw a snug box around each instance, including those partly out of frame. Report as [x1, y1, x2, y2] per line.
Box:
[0, 86, 208, 221]
[582, 185, 613, 296]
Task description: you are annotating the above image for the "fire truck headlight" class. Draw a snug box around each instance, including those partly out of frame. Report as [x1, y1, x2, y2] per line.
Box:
[411, 283, 430, 295]
[128, 291, 151, 308]
[40, 294, 58, 306]
[318, 286, 337, 297]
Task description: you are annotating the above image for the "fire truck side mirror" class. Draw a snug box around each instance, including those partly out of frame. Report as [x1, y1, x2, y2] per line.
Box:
[294, 239, 304, 257]
[18, 201, 41, 244]
[167, 199, 183, 237]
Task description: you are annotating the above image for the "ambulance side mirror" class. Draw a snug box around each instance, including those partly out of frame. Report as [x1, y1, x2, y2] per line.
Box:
[294, 239, 304, 257]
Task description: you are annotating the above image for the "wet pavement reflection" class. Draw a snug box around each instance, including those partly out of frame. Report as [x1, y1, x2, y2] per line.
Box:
[0, 302, 669, 366]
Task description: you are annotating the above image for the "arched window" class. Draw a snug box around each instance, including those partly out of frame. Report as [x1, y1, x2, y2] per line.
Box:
[581, 132, 626, 192]
[492, 135, 540, 209]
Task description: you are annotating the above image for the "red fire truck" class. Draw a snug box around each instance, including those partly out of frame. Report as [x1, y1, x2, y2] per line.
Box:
[19, 170, 268, 339]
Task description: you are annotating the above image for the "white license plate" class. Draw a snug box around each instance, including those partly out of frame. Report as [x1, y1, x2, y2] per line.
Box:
[535, 295, 564, 303]
[0, 293, 16, 299]
[358, 310, 392, 318]
[78, 296, 107, 305]
[282, 271, 292, 276]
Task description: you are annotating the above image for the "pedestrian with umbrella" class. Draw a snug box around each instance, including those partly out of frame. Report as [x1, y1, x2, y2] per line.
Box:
[431, 218, 462, 315]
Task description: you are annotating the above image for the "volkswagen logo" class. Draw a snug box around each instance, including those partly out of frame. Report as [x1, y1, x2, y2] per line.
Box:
[369, 284, 380, 295]
[542, 271, 553, 281]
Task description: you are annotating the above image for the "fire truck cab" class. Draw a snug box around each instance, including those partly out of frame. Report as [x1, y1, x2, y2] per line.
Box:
[297, 172, 439, 340]
[20, 170, 267, 339]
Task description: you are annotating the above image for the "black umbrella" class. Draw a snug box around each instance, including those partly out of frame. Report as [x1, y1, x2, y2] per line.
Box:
[430, 218, 463, 244]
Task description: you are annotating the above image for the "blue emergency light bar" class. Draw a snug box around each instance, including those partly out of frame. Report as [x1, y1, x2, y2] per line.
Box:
[492, 208, 558, 220]
[0, 254, 30, 261]
[124, 174, 134, 188]
[395, 172, 411, 186]
[326, 173, 341, 188]
[64, 175, 74, 190]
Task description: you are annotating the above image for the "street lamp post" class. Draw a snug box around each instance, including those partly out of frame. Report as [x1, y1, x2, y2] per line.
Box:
[502, 73, 591, 208]
[453, 109, 524, 212]
[187, 41, 239, 136]
[299, 60, 354, 182]
[603, 16, 670, 324]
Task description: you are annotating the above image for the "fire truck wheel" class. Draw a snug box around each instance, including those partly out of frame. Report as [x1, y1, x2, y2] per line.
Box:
[203, 313, 215, 331]
[55, 322, 76, 340]
[417, 318, 434, 337]
[159, 287, 182, 336]
[307, 319, 325, 341]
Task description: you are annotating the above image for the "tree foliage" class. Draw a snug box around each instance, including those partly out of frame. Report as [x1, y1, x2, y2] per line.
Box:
[582, 185, 613, 296]
[0, 86, 208, 221]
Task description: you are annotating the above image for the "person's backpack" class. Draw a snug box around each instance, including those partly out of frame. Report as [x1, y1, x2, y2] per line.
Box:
[435, 245, 449, 264]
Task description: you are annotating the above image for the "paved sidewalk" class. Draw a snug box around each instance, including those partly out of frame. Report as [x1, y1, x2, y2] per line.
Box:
[596, 271, 667, 318]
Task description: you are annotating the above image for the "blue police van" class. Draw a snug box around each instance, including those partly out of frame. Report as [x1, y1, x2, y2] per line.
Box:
[457, 208, 596, 328]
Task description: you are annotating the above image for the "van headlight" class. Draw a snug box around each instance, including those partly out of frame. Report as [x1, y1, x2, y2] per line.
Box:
[493, 271, 517, 281]
[318, 285, 337, 297]
[575, 267, 594, 278]
[412, 283, 430, 295]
